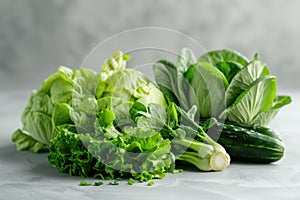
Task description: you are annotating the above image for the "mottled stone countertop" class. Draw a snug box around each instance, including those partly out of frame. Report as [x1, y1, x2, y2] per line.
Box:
[1, 90, 299, 200]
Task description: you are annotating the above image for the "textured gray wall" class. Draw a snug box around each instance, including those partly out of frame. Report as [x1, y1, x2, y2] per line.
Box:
[1, 0, 299, 91]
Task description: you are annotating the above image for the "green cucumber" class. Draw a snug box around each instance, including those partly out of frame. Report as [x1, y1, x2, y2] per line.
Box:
[224, 121, 281, 140]
[207, 122, 285, 163]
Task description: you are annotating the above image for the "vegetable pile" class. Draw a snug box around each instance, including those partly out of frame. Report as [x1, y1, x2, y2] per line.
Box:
[154, 48, 291, 163]
[12, 49, 291, 183]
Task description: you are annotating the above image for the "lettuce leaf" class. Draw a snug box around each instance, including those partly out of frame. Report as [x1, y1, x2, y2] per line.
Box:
[48, 108, 174, 182]
[14, 66, 98, 147]
[11, 129, 48, 153]
[153, 48, 197, 111]
[184, 62, 228, 118]
[198, 49, 249, 67]
[225, 60, 270, 106]
[251, 95, 292, 126]
[220, 76, 277, 124]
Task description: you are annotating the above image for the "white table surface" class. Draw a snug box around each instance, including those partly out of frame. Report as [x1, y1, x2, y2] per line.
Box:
[1, 89, 299, 200]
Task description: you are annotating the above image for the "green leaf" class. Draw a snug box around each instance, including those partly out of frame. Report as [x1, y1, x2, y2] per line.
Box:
[40, 66, 74, 93]
[137, 83, 167, 108]
[48, 129, 96, 177]
[221, 76, 277, 124]
[113, 102, 134, 127]
[22, 91, 54, 122]
[52, 103, 73, 127]
[11, 129, 48, 153]
[97, 96, 122, 111]
[23, 111, 54, 145]
[153, 60, 193, 110]
[50, 79, 75, 105]
[166, 103, 179, 129]
[79, 181, 92, 186]
[198, 49, 249, 67]
[97, 69, 150, 100]
[147, 181, 155, 186]
[225, 60, 270, 106]
[69, 110, 96, 133]
[272, 95, 292, 109]
[176, 48, 197, 72]
[184, 62, 228, 118]
[99, 51, 131, 80]
[97, 109, 115, 128]
[129, 102, 147, 122]
[17, 66, 97, 147]
[128, 178, 135, 185]
[73, 68, 98, 96]
[136, 103, 167, 131]
[215, 61, 243, 82]
[94, 181, 104, 186]
[251, 95, 292, 126]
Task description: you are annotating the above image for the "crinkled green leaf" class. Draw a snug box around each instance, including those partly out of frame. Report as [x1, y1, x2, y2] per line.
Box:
[73, 68, 98, 95]
[49, 123, 173, 182]
[40, 66, 74, 93]
[23, 111, 54, 145]
[16, 66, 97, 148]
[12, 129, 48, 153]
[52, 103, 73, 127]
[99, 51, 131, 80]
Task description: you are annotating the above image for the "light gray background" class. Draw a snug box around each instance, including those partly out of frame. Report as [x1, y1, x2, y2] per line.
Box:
[1, 1, 300, 200]
[1, 0, 300, 91]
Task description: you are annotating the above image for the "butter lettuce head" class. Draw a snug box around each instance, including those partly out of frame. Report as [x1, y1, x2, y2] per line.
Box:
[13, 51, 167, 152]
[95, 52, 167, 127]
[12, 66, 98, 151]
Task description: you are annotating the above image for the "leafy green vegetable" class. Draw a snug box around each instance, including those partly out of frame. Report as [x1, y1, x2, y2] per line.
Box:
[99, 51, 131, 80]
[225, 60, 270, 106]
[132, 103, 230, 171]
[128, 178, 135, 185]
[14, 47, 291, 185]
[198, 49, 249, 67]
[94, 181, 104, 186]
[108, 181, 119, 185]
[79, 181, 92, 186]
[11, 129, 48, 153]
[147, 180, 155, 186]
[153, 58, 195, 111]
[96, 52, 167, 127]
[177, 48, 197, 72]
[48, 51, 176, 182]
[251, 95, 292, 126]
[214, 62, 243, 82]
[13, 66, 98, 151]
[21, 90, 55, 145]
[184, 62, 228, 118]
[157, 48, 291, 126]
[48, 114, 174, 182]
[220, 76, 277, 124]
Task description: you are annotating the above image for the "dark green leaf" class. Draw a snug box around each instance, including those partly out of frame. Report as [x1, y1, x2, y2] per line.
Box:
[198, 49, 249, 67]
